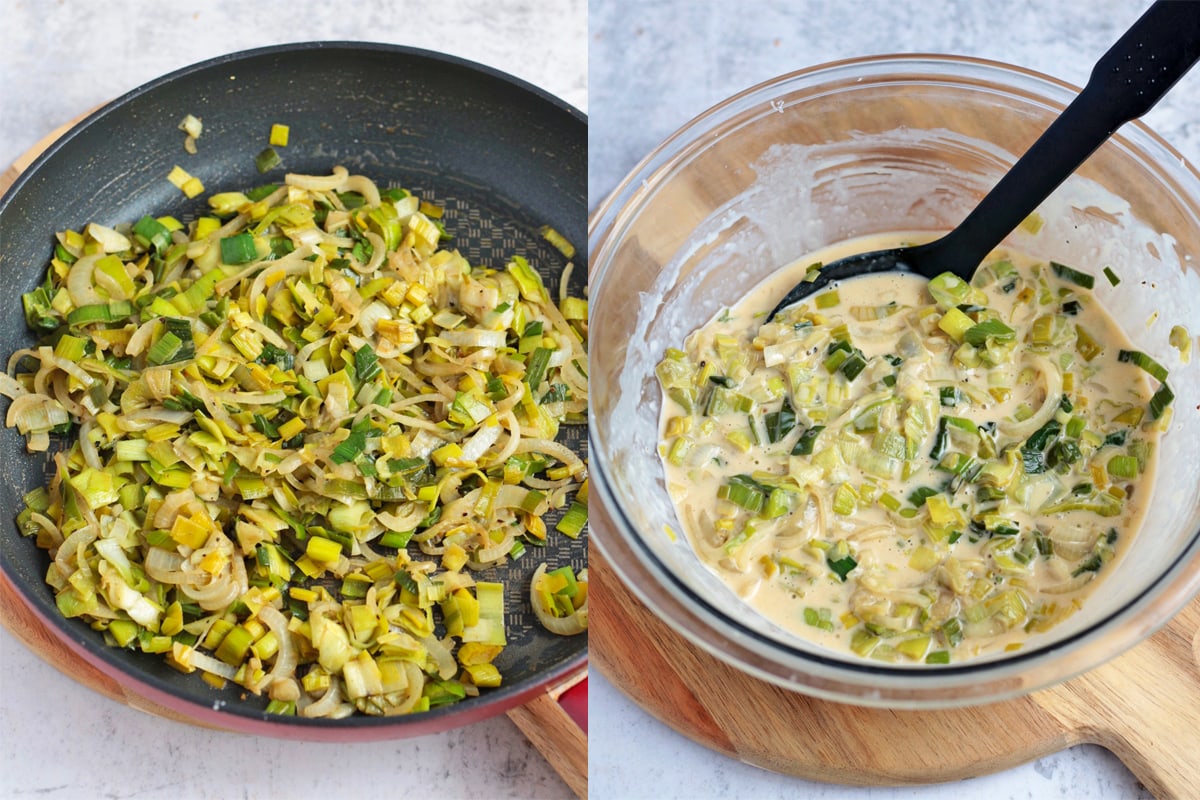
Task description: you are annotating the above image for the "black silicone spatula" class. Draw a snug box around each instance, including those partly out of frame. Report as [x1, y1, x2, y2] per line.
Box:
[769, 0, 1200, 320]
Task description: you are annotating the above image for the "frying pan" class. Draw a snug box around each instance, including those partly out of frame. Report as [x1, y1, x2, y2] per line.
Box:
[0, 42, 587, 745]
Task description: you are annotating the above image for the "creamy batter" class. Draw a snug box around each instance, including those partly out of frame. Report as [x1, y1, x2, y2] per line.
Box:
[656, 234, 1170, 663]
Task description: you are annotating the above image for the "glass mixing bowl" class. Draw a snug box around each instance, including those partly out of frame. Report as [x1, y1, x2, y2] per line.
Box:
[588, 54, 1200, 707]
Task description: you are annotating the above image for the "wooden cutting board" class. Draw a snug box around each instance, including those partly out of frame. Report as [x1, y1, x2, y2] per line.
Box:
[589, 498, 1200, 800]
[0, 117, 587, 800]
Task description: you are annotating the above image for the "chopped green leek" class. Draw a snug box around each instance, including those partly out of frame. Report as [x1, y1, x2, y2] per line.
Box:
[245, 183, 279, 202]
[220, 232, 258, 265]
[928, 272, 984, 310]
[764, 399, 796, 444]
[1051, 261, 1095, 289]
[831, 483, 857, 516]
[555, 501, 588, 538]
[146, 318, 194, 366]
[815, 290, 840, 309]
[133, 215, 172, 252]
[1117, 349, 1169, 382]
[839, 350, 868, 381]
[929, 417, 950, 461]
[1149, 383, 1174, 420]
[719, 475, 766, 513]
[938, 307, 975, 342]
[1106, 454, 1139, 479]
[791, 425, 824, 456]
[255, 147, 282, 173]
[939, 386, 963, 407]
[67, 301, 133, 326]
[1169, 325, 1191, 363]
[353, 343, 381, 382]
[827, 552, 857, 582]
[330, 426, 369, 465]
[539, 225, 576, 259]
[706, 385, 753, 416]
[525, 347, 553, 393]
[803, 606, 835, 632]
[963, 318, 1016, 346]
[257, 341, 294, 370]
[507, 255, 547, 302]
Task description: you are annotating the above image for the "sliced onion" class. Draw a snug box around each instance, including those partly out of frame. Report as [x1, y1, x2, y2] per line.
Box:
[5, 393, 69, 435]
[300, 682, 345, 718]
[459, 424, 502, 463]
[247, 251, 312, 317]
[124, 318, 160, 357]
[118, 408, 194, 429]
[141, 366, 173, 401]
[467, 529, 514, 569]
[212, 389, 286, 406]
[1041, 572, 1095, 595]
[0, 371, 29, 400]
[355, 231, 387, 274]
[376, 502, 425, 533]
[185, 648, 239, 680]
[39, 347, 96, 388]
[92, 262, 130, 300]
[254, 604, 298, 693]
[184, 546, 247, 611]
[54, 525, 98, 572]
[28, 512, 62, 550]
[999, 356, 1063, 440]
[420, 484, 535, 544]
[153, 488, 196, 530]
[439, 329, 507, 349]
[144, 547, 186, 583]
[85, 222, 131, 253]
[66, 253, 103, 307]
[389, 661, 426, 715]
[285, 165, 349, 192]
[340, 174, 380, 208]
[77, 423, 105, 474]
[515, 438, 586, 478]
[357, 300, 391, 338]
[529, 563, 587, 636]
[421, 635, 458, 680]
[489, 410, 523, 465]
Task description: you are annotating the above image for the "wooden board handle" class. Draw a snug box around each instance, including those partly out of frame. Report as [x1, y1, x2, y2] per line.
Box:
[507, 671, 588, 799]
[1032, 599, 1200, 800]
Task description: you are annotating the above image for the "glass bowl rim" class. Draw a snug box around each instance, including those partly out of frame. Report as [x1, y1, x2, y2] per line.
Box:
[587, 52, 1200, 706]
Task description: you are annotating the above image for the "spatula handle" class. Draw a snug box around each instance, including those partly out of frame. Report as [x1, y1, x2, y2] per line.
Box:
[928, 0, 1200, 276]
[1092, 0, 1200, 121]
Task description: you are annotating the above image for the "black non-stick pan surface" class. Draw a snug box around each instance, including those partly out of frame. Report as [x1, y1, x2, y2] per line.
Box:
[0, 41, 587, 739]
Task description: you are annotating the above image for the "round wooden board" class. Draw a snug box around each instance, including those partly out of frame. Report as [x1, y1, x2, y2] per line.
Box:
[0, 117, 587, 800]
[589, 499, 1200, 799]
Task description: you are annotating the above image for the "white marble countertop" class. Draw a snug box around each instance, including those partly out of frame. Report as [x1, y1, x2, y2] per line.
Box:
[588, 1, 1199, 799]
[0, 2, 584, 799]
